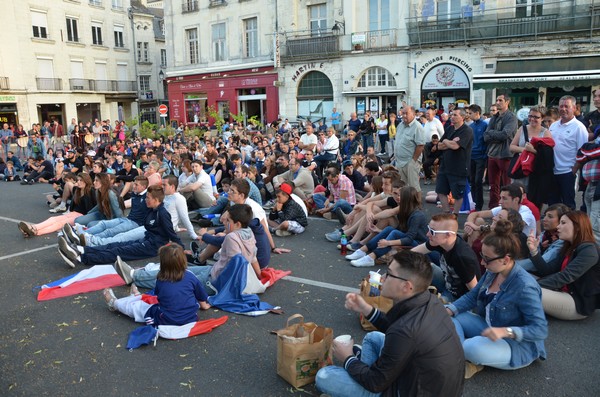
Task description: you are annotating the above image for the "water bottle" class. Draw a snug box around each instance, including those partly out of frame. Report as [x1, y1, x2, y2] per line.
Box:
[340, 233, 348, 256]
[210, 174, 218, 195]
[203, 214, 219, 219]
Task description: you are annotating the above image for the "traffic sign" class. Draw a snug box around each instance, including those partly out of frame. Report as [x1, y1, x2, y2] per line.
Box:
[158, 104, 168, 115]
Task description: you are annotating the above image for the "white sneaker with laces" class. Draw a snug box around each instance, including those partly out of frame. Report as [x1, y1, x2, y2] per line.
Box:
[351, 255, 375, 267]
[345, 250, 366, 260]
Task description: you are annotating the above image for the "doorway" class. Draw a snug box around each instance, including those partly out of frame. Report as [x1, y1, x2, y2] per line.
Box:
[38, 104, 64, 124]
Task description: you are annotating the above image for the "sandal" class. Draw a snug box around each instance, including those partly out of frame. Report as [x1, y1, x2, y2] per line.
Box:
[18, 222, 36, 237]
[103, 288, 117, 311]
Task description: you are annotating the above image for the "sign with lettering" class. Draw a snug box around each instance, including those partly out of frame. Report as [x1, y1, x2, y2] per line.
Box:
[291, 63, 325, 82]
[0, 95, 16, 102]
[422, 63, 470, 90]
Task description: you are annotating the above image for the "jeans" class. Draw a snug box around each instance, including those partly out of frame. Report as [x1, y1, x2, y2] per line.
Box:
[197, 196, 228, 216]
[365, 226, 417, 258]
[430, 264, 455, 302]
[548, 172, 577, 209]
[85, 218, 138, 238]
[75, 211, 105, 226]
[361, 133, 374, 151]
[470, 158, 487, 211]
[316, 332, 384, 397]
[487, 157, 510, 209]
[452, 312, 524, 370]
[377, 134, 388, 153]
[313, 194, 353, 214]
[87, 225, 146, 247]
[133, 263, 213, 292]
[314, 152, 338, 177]
[584, 182, 600, 244]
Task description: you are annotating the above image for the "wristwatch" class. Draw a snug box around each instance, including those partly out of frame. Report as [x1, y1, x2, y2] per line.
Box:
[506, 327, 515, 339]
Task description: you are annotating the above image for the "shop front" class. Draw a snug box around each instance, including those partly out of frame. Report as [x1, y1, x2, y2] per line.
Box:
[0, 95, 19, 126]
[419, 61, 471, 110]
[167, 67, 279, 127]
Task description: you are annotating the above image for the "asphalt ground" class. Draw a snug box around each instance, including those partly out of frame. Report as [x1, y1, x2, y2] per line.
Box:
[1, 180, 599, 396]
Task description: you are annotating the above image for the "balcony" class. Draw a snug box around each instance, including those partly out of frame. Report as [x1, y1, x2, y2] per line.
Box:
[93, 80, 137, 92]
[70, 78, 94, 91]
[407, 0, 600, 47]
[0, 77, 8, 90]
[182, 0, 198, 13]
[351, 29, 398, 51]
[36, 78, 62, 90]
[89, 0, 102, 7]
[139, 91, 155, 100]
[281, 30, 340, 59]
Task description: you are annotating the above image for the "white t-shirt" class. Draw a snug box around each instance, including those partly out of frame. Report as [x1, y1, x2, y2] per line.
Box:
[377, 119, 388, 135]
[423, 118, 445, 142]
[549, 118, 589, 174]
[300, 132, 318, 154]
[186, 169, 215, 203]
[244, 197, 266, 222]
[164, 192, 198, 239]
[491, 205, 536, 237]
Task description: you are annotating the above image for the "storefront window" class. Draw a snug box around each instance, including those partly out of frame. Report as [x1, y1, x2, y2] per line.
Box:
[218, 101, 230, 121]
[185, 93, 207, 124]
[297, 71, 333, 122]
[358, 67, 397, 88]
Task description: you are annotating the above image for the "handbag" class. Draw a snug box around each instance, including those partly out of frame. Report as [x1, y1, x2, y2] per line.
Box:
[274, 314, 333, 388]
[508, 125, 529, 179]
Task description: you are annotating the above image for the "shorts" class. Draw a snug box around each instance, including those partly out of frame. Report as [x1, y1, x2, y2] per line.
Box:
[286, 220, 305, 234]
[436, 173, 467, 199]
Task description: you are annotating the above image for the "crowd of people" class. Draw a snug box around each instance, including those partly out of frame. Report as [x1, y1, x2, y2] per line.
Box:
[6, 89, 600, 397]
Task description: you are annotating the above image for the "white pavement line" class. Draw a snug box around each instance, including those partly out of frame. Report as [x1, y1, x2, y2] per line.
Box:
[0, 244, 58, 262]
[282, 275, 358, 293]
[0, 216, 26, 223]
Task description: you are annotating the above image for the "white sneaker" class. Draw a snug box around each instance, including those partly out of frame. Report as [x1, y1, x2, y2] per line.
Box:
[49, 202, 67, 213]
[345, 250, 366, 260]
[351, 255, 375, 267]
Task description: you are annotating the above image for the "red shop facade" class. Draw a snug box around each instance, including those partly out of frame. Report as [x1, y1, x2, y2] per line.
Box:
[167, 66, 279, 127]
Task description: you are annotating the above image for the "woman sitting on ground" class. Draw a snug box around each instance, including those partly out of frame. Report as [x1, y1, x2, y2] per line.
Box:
[527, 210, 600, 320]
[446, 220, 548, 378]
[18, 173, 96, 237]
[103, 244, 210, 326]
[345, 186, 428, 267]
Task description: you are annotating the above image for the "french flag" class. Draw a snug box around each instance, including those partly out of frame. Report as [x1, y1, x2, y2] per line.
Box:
[36, 265, 125, 301]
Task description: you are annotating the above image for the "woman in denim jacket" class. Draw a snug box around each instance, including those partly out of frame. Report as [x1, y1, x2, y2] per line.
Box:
[446, 220, 548, 379]
[74, 173, 124, 227]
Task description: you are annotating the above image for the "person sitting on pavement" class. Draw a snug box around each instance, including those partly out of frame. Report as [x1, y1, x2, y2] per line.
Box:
[526, 210, 600, 320]
[268, 182, 308, 237]
[313, 166, 356, 220]
[73, 173, 124, 226]
[316, 250, 465, 397]
[57, 184, 182, 268]
[273, 156, 315, 201]
[411, 213, 480, 302]
[446, 220, 548, 379]
[103, 244, 210, 326]
[179, 160, 216, 209]
[18, 173, 96, 237]
[21, 155, 54, 185]
[345, 186, 428, 268]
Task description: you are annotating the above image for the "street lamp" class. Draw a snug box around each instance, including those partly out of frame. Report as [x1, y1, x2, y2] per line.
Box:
[158, 70, 164, 82]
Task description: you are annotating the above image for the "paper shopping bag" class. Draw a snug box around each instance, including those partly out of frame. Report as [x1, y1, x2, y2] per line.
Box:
[275, 314, 333, 388]
[359, 278, 394, 331]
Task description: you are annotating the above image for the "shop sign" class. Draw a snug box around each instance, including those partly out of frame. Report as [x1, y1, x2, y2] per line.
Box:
[351, 33, 366, 45]
[241, 78, 259, 86]
[422, 64, 470, 90]
[0, 95, 16, 102]
[291, 63, 325, 82]
[179, 82, 203, 90]
[418, 56, 473, 75]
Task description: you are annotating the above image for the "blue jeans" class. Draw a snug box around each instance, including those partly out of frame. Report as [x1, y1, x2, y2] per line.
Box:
[548, 172, 576, 210]
[452, 312, 525, 370]
[316, 332, 384, 397]
[313, 195, 353, 214]
[87, 225, 146, 247]
[470, 158, 487, 211]
[362, 133, 374, 151]
[365, 226, 418, 258]
[85, 218, 138, 238]
[133, 263, 213, 292]
[314, 152, 337, 177]
[75, 211, 105, 226]
[431, 264, 455, 302]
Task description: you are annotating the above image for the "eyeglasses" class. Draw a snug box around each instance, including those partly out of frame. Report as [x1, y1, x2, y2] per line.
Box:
[427, 225, 457, 236]
[383, 271, 409, 282]
[481, 254, 505, 264]
[528, 115, 542, 119]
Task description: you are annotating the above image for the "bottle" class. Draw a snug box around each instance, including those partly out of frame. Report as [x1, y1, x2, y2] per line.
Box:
[340, 233, 348, 256]
[203, 214, 219, 219]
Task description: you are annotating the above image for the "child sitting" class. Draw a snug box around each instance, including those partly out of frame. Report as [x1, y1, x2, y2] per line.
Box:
[103, 244, 211, 326]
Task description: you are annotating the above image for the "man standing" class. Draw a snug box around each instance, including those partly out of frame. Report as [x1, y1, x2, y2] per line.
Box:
[346, 112, 361, 134]
[584, 88, 600, 139]
[423, 107, 444, 143]
[316, 250, 464, 397]
[330, 107, 342, 133]
[0, 123, 12, 161]
[468, 104, 488, 211]
[548, 95, 589, 209]
[483, 94, 518, 209]
[435, 109, 473, 214]
[393, 106, 426, 194]
[359, 111, 375, 151]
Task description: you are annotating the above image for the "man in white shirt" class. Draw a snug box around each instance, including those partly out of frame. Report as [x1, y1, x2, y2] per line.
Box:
[549, 95, 589, 209]
[313, 127, 339, 178]
[162, 175, 199, 240]
[179, 160, 216, 208]
[298, 123, 318, 159]
[423, 108, 445, 143]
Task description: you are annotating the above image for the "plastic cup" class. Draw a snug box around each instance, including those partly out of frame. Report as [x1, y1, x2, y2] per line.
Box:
[334, 334, 353, 346]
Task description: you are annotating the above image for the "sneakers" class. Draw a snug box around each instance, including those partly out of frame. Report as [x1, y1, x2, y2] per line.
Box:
[63, 224, 80, 245]
[103, 288, 117, 311]
[190, 241, 201, 258]
[335, 207, 347, 226]
[113, 256, 134, 285]
[345, 250, 366, 260]
[347, 242, 362, 252]
[20, 179, 28, 185]
[464, 361, 484, 379]
[352, 344, 362, 361]
[58, 236, 82, 268]
[351, 255, 375, 267]
[79, 233, 87, 246]
[325, 229, 342, 242]
[275, 229, 292, 237]
[262, 199, 276, 209]
[50, 202, 67, 213]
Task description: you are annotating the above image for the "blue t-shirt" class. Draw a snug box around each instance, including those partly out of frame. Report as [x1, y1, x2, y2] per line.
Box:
[145, 270, 209, 326]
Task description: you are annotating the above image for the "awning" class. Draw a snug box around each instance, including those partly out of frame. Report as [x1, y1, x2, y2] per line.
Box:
[472, 70, 600, 90]
[341, 89, 407, 96]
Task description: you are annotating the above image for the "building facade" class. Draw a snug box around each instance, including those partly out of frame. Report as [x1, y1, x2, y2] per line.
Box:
[164, 0, 279, 127]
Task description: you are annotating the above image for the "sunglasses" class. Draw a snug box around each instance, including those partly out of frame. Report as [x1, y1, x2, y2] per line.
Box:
[481, 254, 505, 264]
[427, 225, 457, 236]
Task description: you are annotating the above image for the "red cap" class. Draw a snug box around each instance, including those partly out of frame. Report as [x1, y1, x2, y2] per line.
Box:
[280, 183, 293, 195]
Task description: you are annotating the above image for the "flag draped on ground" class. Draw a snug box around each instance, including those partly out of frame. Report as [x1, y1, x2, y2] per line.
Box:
[36, 265, 125, 301]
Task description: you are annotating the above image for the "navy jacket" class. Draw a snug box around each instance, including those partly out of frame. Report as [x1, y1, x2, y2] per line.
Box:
[144, 203, 183, 248]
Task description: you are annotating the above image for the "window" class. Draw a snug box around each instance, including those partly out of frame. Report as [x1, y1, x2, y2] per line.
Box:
[111, 0, 123, 10]
[89, 0, 102, 6]
[139, 75, 150, 92]
[368, 0, 390, 31]
[297, 71, 333, 122]
[186, 28, 199, 64]
[357, 67, 396, 88]
[137, 42, 149, 62]
[185, 93, 207, 123]
[160, 49, 167, 67]
[516, 0, 544, 18]
[212, 23, 226, 61]
[159, 20, 165, 36]
[183, 0, 199, 13]
[309, 4, 327, 36]
[31, 10, 48, 39]
[114, 25, 124, 47]
[66, 17, 79, 42]
[92, 23, 103, 45]
[243, 17, 258, 58]
[140, 108, 157, 124]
